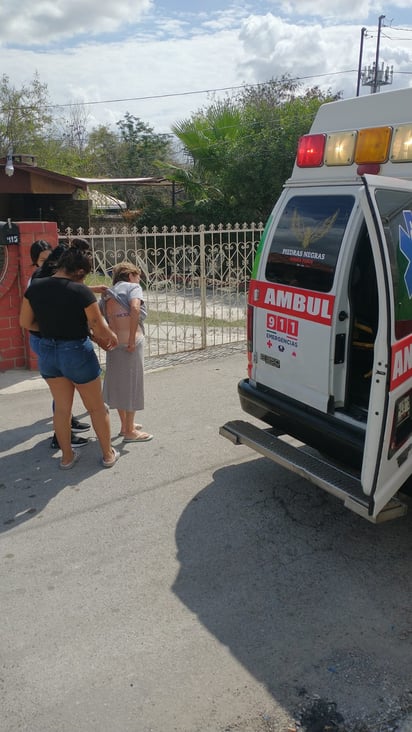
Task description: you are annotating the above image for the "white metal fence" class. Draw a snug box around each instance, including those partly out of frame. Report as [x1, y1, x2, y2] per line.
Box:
[67, 222, 264, 358]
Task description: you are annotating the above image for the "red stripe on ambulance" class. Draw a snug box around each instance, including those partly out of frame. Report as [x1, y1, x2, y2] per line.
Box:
[249, 280, 335, 325]
[391, 334, 412, 390]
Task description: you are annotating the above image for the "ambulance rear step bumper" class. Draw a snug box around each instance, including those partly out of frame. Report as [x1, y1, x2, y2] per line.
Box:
[220, 419, 407, 523]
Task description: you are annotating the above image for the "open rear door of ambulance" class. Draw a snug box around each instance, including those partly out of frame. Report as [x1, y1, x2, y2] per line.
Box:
[359, 174, 412, 518]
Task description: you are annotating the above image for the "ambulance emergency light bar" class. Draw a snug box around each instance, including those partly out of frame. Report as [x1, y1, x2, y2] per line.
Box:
[296, 123, 412, 169]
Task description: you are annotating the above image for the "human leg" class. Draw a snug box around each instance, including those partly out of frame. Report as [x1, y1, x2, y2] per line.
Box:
[39, 338, 93, 464]
[45, 377, 76, 466]
[118, 423, 142, 436]
[123, 410, 137, 438]
[53, 406, 89, 431]
[71, 416, 90, 431]
[117, 409, 127, 435]
[106, 341, 148, 440]
[117, 409, 142, 435]
[50, 433, 89, 450]
[75, 377, 116, 464]
[121, 410, 151, 441]
[50, 390, 90, 448]
[50, 398, 90, 449]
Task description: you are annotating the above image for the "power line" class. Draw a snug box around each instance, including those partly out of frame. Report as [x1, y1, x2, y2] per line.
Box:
[15, 69, 358, 112]
[386, 25, 412, 33]
[382, 32, 412, 41]
[47, 84, 250, 109]
[2, 66, 411, 132]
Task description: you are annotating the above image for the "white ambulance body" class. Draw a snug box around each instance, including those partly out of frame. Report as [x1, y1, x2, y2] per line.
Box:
[221, 87, 412, 522]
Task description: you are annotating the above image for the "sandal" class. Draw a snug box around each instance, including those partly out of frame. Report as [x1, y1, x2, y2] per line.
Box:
[118, 423, 142, 436]
[59, 451, 80, 470]
[123, 432, 153, 443]
[102, 448, 120, 468]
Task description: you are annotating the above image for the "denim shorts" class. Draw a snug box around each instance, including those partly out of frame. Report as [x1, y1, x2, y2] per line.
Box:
[29, 332, 42, 356]
[38, 337, 101, 384]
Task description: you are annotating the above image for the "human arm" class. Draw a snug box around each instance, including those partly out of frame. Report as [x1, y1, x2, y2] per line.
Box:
[86, 302, 118, 351]
[126, 298, 141, 352]
[19, 297, 40, 332]
[89, 284, 109, 294]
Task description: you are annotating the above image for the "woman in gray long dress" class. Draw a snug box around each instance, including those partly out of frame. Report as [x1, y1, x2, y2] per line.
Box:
[100, 262, 153, 442]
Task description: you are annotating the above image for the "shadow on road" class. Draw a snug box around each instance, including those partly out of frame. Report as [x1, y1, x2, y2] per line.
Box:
[0, 418, 118, 534]
[173, 457, 412, 729]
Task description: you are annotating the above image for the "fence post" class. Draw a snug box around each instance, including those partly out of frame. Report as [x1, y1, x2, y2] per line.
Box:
[199, 225, 207, 349]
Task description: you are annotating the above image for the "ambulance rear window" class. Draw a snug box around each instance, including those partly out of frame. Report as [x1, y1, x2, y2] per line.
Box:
[265, 195, 355, 292]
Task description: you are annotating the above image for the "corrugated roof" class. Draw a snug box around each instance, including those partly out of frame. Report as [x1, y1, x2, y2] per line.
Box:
[89, 189, 126, 210]
[76, 176, 173, 186]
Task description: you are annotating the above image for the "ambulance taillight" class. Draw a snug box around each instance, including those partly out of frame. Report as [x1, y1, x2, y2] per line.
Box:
[296, 134, 325, 167]
[296, 123, 412, 170]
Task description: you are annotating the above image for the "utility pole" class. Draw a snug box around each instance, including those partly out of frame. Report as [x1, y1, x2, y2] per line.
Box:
[360, 15, 393, 94]
[373, 15, 385, 93]
[356, 27, 367, 96]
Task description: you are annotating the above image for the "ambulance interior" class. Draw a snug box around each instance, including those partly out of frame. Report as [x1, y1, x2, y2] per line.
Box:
[346, 225, 378, 417]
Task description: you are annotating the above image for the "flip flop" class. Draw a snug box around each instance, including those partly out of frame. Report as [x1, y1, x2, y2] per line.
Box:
[118, 423, 143, 436]
[102, 448, 120, 468]
[59, 451, 80, 470]
[123, 433, 153, 443]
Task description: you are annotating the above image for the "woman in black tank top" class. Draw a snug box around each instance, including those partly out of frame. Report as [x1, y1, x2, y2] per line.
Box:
[20, 240, 120, 470]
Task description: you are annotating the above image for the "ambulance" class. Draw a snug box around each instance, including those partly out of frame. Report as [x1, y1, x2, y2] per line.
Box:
[220, 87, 412, 522]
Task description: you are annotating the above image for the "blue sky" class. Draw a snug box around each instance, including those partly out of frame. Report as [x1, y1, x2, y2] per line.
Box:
[0, 1, 411, 134]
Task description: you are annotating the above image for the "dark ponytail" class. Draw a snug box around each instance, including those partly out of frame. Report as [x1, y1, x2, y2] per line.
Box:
[33, 241, 69, 278]
[57, 238, 93, 276]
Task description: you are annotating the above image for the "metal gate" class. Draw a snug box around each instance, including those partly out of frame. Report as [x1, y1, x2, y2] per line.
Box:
[69, 222, 263, 358]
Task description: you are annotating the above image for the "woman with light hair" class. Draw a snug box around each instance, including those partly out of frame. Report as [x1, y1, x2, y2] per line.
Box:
[100, 261, 153, 443]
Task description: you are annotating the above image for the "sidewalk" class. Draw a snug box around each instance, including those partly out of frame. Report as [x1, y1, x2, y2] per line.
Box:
[0, 342, 246, 395]
[0, 368, 48, 394]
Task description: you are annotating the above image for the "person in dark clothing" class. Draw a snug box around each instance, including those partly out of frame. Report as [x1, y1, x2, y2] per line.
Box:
[20, 239, 119, 469]
[29, 240, 52, 273]
[30, 241, 91, 449]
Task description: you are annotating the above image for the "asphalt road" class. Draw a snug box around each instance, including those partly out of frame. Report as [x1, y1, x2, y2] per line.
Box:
[1, 348, 412, 732]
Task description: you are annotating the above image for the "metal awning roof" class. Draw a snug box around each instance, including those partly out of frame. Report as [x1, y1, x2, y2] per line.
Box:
[89, 190, 126, 210]
[76, 177, 173, 186]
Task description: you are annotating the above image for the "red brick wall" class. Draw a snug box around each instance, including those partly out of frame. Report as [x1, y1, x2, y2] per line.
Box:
[0, 221, 58, 372]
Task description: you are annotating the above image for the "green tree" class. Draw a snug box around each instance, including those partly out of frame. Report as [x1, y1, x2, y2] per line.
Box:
[86, 125, 122, 176]
[230, 79, 340, 220]
[110, 113, 172, 209]
[61, 102, 90, 154]
[117, 113, 170, 174]
[81, 113, 174, 211]
[0, 72, 53, 160]
[170, 102, 242, 206]
[169, 77, 340, 224]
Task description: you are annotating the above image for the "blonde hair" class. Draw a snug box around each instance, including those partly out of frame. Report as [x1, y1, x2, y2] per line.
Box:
[112, 261, 141, 284]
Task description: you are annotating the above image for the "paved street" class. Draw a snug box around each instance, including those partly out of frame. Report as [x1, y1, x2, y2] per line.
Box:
[1, 348, 412, 732]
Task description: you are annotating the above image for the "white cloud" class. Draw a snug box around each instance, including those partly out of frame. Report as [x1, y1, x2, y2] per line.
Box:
[239, 15, 352, 77]
[0, 3, 411, 137]
[0, 27, 244, 133]
[0, 0, 153, 45]
[275, 0, 381, 20]
[238, 13, 412, 99]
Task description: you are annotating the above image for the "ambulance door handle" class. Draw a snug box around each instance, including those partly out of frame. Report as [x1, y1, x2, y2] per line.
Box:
[338, 310, 348, 321]
[334, 333, 346, 364]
